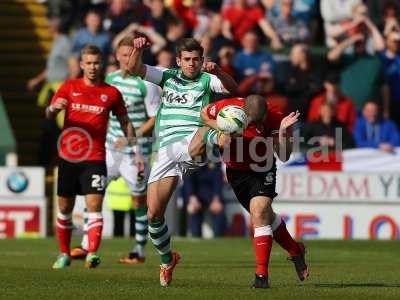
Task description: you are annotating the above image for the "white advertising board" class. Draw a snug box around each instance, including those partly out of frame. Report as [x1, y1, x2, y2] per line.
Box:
[0, 167, 45, 197]
[276, 170, 400, 203]
[274, 202, 400, 240]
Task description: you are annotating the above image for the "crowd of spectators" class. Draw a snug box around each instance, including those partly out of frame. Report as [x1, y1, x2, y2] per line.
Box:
[29, 0, 400, 237]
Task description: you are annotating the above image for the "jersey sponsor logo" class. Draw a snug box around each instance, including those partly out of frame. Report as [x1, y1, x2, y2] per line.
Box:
[162, 88, 204, 106]
[100, 94, 108, 102]
[71, 103, 105, 114]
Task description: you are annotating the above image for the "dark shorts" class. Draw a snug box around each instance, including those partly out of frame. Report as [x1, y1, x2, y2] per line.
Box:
[226, 165, 277, 212]
[57, 159, 107, 197]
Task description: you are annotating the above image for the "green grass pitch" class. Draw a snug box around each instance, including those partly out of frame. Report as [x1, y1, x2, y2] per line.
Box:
[0, 239, 399, 299]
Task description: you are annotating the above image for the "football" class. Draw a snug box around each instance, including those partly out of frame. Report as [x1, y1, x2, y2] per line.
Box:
[216, 105, 248, 134]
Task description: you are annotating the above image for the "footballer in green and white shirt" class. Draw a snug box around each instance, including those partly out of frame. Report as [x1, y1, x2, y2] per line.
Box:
[128, 37, 238, 287]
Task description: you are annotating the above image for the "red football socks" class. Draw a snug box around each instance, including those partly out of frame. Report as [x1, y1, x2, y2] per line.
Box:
[253, 225, 273, 276]
[56, 213, 73, 255]
[87, 212, 103, 253]
[272, 218, 300, 256]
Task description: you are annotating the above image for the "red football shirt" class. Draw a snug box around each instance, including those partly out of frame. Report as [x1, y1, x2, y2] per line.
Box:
[207, 97, 284, 171]
[51, 79, 127, 162]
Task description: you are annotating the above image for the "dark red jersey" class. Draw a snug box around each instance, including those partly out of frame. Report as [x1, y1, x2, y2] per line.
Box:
[51, 79, 127, 162]
[207, 97, 284, 171]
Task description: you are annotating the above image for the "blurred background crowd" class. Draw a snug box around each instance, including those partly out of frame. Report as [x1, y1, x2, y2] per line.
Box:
[25, 0, 400, 238]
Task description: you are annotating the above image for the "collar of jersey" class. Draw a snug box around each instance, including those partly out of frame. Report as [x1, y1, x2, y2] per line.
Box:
[179, 70, 202, 82]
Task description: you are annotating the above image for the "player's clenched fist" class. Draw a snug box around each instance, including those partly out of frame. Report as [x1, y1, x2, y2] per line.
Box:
[50, 98, 68, 111]
[133, 37, 151, 49]
[202, 62, 221, 75]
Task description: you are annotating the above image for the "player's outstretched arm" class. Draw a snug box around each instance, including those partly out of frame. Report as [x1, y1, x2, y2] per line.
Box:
[127, 37, 150, 78]
[45, 98, 67, 119]
[203, 62, 238, 95]
[274, 111, 300, 162]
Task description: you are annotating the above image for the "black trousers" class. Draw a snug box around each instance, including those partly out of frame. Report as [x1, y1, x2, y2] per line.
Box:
[113, 210, 136, 237]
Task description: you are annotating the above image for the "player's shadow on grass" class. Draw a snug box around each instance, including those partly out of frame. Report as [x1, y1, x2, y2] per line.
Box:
[314, 283, 400, 288]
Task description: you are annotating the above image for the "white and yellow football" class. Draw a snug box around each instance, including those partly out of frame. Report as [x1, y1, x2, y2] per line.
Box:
[216, 105, 248, 134]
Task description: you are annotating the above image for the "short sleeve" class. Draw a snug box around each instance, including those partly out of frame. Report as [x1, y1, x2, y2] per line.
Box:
[252, 7, 264, 22]
[51, 81, 70, 105]
[143, 81, 161, 117]
[144, 65, 164, 85]
[209, 74, 225, 94]
[111, 90, 128, 116]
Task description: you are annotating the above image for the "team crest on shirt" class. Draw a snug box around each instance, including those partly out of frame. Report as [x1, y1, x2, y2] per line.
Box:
[100, 94, 108, 102]
[209, 105, 217, 118]
[264, 172, 274, 185]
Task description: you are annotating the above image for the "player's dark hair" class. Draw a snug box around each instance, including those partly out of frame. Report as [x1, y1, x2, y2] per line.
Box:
[117, 35, 134, 49]
[245, 95, 267, 123]
[81, 44, 102, 57]
[176, 38, 204, 57]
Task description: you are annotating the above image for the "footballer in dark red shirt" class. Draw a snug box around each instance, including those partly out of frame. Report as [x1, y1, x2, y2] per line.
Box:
[202, 95, 309, 288]
[46, 45, 137, 269]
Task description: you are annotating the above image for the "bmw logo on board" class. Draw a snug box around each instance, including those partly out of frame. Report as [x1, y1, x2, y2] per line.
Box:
[6, 171, 29, 193]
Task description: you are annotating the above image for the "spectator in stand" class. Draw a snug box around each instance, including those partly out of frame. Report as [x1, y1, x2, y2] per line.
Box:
[366, 0, 400, 32]
[308, 72, 357, 131]
[27, 17, 71, 94]
[354, 101, 400, 151]
[217, 45, 237, 81]
[282, 44, 322, 121]
[156, 48, 175, 69]
[70, 10, 112, 77]
[268, 0, 310, 46]
[26, 17, 72, 168]
[105, 0, 140, 36]
[112, 23, 166, 65]
[380, 1, 400, 37]
[378, 31, 400, 126]
[238, 66, 288, 114]
[203, 14, 233, 62]
[327, 15, 386, 111]
[164, 17, 187, 52]
[303, 102, 354, 151]
[170, 0, 213, 41]
[145, 0, 174, 37]
[326, 3, 369, 48]
[233, 30, 275, 81]
[221, 0, 283, 49]
[182, 162, 226, 238]
[262, 0, 318, 24]
[320, 0, 362, 47]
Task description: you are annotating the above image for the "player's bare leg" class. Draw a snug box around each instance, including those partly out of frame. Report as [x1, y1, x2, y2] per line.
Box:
[147, 176, 181, 287]
[270, 213, 309, 281]
[119, 194, 148, 264]
[53, 196, 75, 269]
[84, 193, 104, 268]
[249, 196, 274, 289]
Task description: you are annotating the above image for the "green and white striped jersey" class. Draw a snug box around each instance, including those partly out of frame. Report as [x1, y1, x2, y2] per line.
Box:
[105, 70, 160, 156]
[144, 65, 225, 149]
